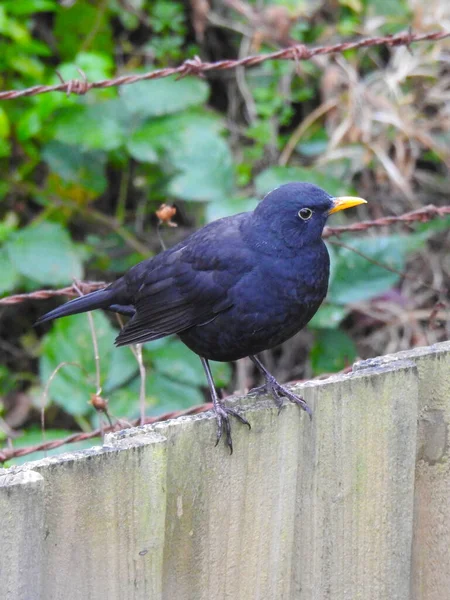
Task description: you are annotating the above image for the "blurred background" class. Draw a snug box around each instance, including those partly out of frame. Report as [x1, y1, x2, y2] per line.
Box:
[0, 0, 449, 460]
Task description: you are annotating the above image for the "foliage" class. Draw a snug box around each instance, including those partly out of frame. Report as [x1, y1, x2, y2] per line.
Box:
[0, 0, 448, 459]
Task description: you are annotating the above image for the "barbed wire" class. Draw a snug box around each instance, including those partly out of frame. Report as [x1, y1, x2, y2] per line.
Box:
[1, 203, 448, 307]
[0, 403, 212, 464]
[0, 30, 448, 101]
[0, 364, 356, 463]
[322, 203, 450, 237]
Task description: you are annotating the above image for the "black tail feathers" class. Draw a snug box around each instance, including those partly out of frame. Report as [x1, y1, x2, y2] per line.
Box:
[35, 287, 117, 325]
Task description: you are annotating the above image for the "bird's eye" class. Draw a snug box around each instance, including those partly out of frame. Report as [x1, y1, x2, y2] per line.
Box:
[298, 208, 313, 221]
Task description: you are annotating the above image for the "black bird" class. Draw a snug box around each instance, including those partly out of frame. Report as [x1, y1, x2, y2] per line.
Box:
[36, 183, 366, 451]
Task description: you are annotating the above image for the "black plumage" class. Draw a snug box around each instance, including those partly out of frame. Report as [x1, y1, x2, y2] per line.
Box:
[36, 182, 366, 451]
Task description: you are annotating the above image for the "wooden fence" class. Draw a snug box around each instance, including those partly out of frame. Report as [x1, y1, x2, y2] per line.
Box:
[1, 341, 449, 600]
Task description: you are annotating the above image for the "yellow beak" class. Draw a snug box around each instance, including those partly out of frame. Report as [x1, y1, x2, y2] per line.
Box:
[328, 196, 367, 215]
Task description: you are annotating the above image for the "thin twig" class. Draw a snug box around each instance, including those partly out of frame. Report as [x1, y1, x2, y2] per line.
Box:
[135, 344, 146, 426]
[72, 281, 102, 396]
[278, 99, 338, 166]
[328, 239, 445, 295]
[39, 361, 87, 455]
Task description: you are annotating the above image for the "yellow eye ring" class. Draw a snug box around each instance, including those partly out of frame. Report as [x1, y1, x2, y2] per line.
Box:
[298, 208, 313, 220]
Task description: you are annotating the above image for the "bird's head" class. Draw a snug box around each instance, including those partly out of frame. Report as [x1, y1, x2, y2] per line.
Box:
[250, 182, 366, 253]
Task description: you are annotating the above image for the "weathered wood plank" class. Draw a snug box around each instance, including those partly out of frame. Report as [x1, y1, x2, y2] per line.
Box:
[1, 342, 449, 600]
[2, 430, 168, 600]
[151, 400, 305, 600]
[0, 470, 45, 600]
[293, 360, 419, 600]
[356, 341, 450, 600]
[149, 359, 419, 600]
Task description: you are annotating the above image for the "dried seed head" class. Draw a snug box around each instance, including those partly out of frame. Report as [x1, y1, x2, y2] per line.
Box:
[90, 394, 108, 412]
[156, 204, 177, 227]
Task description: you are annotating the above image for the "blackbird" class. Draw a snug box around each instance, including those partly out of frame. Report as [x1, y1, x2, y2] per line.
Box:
[36, 183, 366, 452]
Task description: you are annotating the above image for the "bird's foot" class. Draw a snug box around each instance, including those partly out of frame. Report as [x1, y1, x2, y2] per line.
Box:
[213, 400, 251, 454]
[249, 374, 311, 417]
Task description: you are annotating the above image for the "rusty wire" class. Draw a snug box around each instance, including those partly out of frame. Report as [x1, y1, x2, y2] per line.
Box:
[0, 31, 448, 101]
[0, 403, 213, 464]
[1, 204, 449, 307]
[0, 366, 353, 464]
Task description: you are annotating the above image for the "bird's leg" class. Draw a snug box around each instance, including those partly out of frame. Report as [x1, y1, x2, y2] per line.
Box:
[200, 357, 251, 454]
[248, 355, 312, 417]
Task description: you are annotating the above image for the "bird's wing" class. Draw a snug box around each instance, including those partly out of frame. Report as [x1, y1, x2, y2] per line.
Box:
[115, 216, 252, 346]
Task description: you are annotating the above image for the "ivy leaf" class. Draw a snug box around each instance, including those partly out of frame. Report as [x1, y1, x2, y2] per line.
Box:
[0, 248, 20, 294]
[255, 166, 349, 197]
[42, 141, 107, 194]
[310, 328, 357, 375]
[53, 1, 113, 60]
[126, 129, 159, 163]
[205, 196, 259, 222]
[52, 101, 128, 151]
[146, 372, 204, 412]
[151, 338, 206, 387]
[6, 221, 83, 285]
[39, 312, 136, 415]
[308, 304, 349, 329]
[121, 76, 209, 118]
[125, 110, 223, 164]
[167, 127, 234, 201]
[328, 234, 427, 304]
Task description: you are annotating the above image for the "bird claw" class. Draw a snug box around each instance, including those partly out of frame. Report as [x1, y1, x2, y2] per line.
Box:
[250, 376, 311, 418]
[213, 403, 251, 454]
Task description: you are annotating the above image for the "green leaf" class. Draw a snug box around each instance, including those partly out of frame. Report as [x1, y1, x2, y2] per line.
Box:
[103, 346, 139, 392]
[6, 221, 83, 285]
[151, 338, 206, 387]
[39, 312, 135, 415]
[255, 166, 348, 197]
[0, 106, 10, 138]
[121, 76, 209, 118]
[168, 127, 234, 201]
[328, 234, 426, 305]
[54, 1, 113, 60]
[0, 248, 20, 294]
[54, 52, 114, 90]
[126, 129, 159, 163]
[308, 304, 349, 329]
[310, 328, 357, 375]
[16, 109, 42, 141]
[146, 372, 204, 412]
[210, 361, 232, 389]
[205, 196, 259, 222]
[2, 0, 57, 15]
[52, 101, 128, 151]
[42, 141, 107, 194]
[125, 110, 224, 164]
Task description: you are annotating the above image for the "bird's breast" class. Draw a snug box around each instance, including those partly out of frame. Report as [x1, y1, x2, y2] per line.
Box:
[179, 246, 330, 362]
